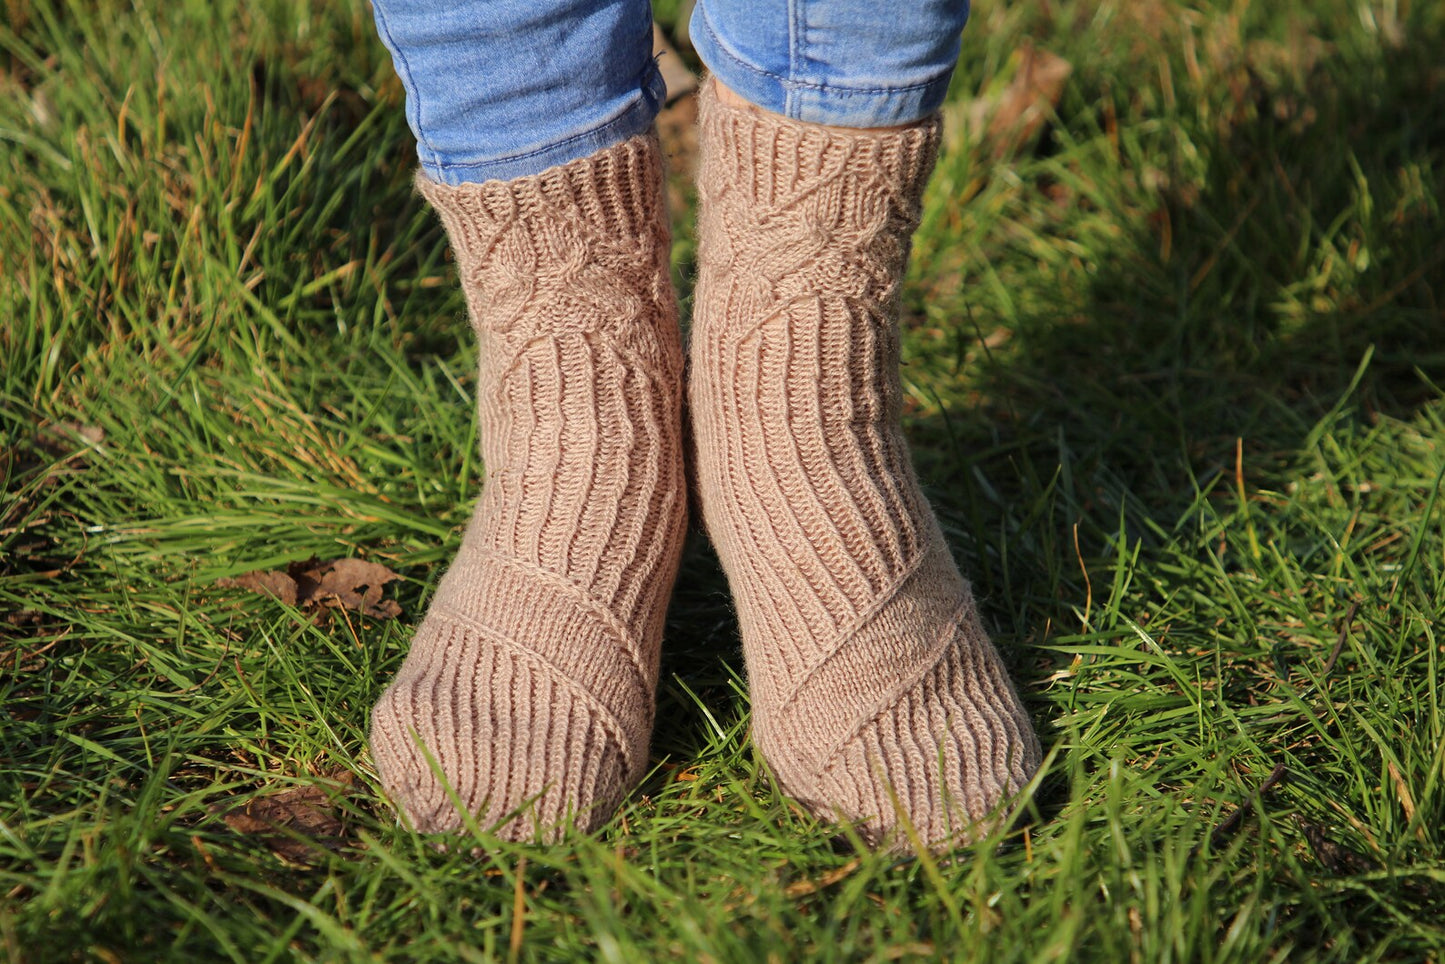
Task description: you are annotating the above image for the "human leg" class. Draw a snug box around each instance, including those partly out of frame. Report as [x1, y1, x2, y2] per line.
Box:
[689, 0, 971, 128]
[370, 0, 665, 182]
[687, 1, 1042, 851]
[367, 1, 688, 840]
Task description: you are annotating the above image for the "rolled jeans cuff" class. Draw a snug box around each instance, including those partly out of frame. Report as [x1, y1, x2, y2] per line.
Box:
[372, 0, 969, 185]
[689, 0, 969, 128]
[417, 59, 665, 186]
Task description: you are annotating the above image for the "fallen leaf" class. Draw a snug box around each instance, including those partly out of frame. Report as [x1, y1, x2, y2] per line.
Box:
[1299, 820, 1377, 875]
[217, 557, 402, 618]
[784, 858, 861, 899]
[217, 777, 352, 864]
[289, 557, 403, 618]
[37, 420, 105, 452]
[217, 569, 299, 606]
[990, 46, 1072, 146]
[948, 42, 1072, 158]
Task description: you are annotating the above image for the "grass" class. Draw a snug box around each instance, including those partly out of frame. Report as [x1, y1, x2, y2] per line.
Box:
[2, 0, 1444, 960]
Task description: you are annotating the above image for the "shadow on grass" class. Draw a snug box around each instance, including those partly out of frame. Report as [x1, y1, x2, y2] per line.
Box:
[927, 16, 1443, 612]
[971, 44, 1441, 458]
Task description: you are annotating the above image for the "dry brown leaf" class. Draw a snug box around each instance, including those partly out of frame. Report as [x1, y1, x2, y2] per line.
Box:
[217, 569, 299, 606]
[784, 858, 861, 899]
[290, 557, 403, 618]
[950, 43, 1072, 159]
[987, 45, 1072, 155]
[1388, 760, 1417, 821]
[218, 557, 402, 618]
[5, 609, 43, 627]
[37, 420, 105, 451]
[1299, 819, 1377, 876]
[218, 777, 352, 864]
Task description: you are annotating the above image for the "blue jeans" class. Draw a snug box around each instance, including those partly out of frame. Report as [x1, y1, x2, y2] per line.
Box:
[371, 0, 971, 184]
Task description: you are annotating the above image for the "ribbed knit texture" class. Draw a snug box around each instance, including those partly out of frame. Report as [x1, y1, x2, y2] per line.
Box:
[690, 83, 1042, 851]
[370, 133, 687, 840]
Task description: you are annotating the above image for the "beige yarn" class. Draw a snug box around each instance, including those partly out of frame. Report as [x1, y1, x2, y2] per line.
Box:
[370, 133, 687, 840]
[690, 82, 1042, 850]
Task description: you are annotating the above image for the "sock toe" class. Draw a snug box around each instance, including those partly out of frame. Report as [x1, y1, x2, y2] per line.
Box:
[370, 618, 638, 840]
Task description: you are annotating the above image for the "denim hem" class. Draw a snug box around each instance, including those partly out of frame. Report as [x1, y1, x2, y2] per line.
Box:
[418, 61, 667, 185]
[690, 5, 955, 128]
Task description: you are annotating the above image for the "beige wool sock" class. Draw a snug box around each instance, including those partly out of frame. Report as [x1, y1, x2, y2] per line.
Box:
[370, 133, 687, 840]
[690, 83, 1042, 851]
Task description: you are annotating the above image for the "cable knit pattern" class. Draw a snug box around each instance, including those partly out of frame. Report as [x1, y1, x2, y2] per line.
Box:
[370, 133, 687, 840]
[690, 83, 1041, 851]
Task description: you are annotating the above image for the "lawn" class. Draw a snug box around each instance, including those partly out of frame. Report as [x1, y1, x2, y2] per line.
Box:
[3, 0, 1444, 960]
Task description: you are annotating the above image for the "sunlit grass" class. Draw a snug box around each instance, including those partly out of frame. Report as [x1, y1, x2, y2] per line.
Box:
[3, 1, 1443, 960]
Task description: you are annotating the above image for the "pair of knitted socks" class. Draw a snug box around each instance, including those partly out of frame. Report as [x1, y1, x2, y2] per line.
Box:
[369, 83, 1042, 852]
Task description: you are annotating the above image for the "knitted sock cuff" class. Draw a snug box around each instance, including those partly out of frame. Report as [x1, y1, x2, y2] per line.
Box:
[696, 78, 940, 219]
[416, 131, 668, 261]
[415, 132, 676, 357]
